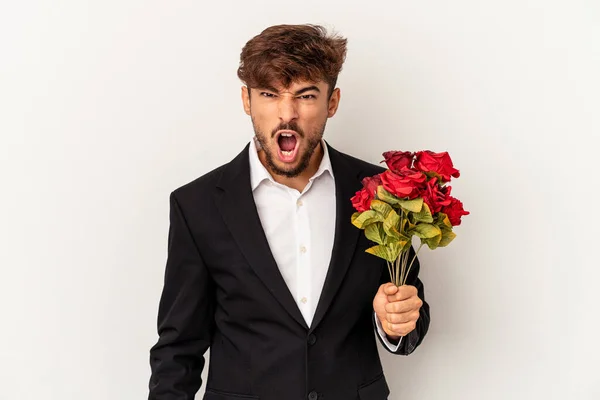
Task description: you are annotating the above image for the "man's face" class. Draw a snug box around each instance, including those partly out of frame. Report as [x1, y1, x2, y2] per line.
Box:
[242, 80, 340, 178]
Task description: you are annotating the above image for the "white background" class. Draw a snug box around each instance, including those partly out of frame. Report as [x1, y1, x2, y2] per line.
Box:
[1, 1, 598, 399]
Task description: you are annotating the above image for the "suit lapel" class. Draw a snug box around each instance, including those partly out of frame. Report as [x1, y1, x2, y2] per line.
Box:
[214, 144, 309, 330]
[214, 141, 366, 332]
[310, 142, 363, 331]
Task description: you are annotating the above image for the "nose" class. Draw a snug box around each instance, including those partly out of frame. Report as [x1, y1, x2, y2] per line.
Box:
[277, 94, 299, 123]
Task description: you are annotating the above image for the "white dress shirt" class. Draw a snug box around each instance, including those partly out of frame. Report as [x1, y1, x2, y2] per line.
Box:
[248, 137, 401, 352]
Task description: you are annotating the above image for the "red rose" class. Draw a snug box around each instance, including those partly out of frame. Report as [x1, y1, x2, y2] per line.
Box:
[351, 174, 382, 212]
[414, 151, 460, 182]
[380, 168, 426, 200]
[442, 196, 470, 226]
[351, 188, 373, 212]
[421, 177, 452, 214]
[361, 174, 382, 195]
[382, 151, 414, 171]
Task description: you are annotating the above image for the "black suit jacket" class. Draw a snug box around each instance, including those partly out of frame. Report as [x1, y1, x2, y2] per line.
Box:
[148, 141, 430, 400]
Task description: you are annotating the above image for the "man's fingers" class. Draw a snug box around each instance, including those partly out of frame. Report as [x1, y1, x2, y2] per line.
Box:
[385, 297, 423, 313]
[385, 310, 420, 324]
[386, 320, 417, 337]
[387, 285, 417, 302]
[383, 283, 398, 295]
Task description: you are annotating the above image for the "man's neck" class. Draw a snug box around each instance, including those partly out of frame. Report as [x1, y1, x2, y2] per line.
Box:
[259, 142, 324, 193]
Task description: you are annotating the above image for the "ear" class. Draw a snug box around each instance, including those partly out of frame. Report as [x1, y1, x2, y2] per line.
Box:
[327, 88, 341, 118]
[241, 86, 251, 115]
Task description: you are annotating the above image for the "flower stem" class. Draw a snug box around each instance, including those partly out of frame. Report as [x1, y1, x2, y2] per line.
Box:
[398, 209, 405, 287]
[397, 250, 403, 287]
[402, 243, 424, 286]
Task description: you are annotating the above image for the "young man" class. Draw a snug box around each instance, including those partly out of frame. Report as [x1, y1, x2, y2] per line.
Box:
[149, 24, 430, 400]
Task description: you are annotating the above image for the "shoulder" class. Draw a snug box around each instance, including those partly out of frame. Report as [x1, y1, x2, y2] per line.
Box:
[164, 164, 226, 215]
[328, 144, 387, 178]
[170, 143, 249, 206]
[173, 163, 226, 197]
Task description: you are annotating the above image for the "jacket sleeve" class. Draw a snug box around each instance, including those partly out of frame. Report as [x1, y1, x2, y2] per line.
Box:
[374, 245, 431, 356]
[149, 192, 215, 399]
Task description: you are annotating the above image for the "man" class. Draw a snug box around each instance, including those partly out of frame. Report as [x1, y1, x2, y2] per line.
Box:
[149, 24, 430, 400]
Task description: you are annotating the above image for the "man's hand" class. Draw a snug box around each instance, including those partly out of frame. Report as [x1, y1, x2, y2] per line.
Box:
[373, 283, 423, 339]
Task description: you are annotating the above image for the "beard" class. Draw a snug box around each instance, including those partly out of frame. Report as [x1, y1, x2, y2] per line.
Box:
[252, 119, 327, 178]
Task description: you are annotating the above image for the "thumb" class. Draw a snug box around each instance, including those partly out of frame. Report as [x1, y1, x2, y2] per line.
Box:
[383, 283, 398, 296]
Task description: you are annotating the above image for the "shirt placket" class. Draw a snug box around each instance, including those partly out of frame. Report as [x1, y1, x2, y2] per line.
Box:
[294, 190, 312, 325]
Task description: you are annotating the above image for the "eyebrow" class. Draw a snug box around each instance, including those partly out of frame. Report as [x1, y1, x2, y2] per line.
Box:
[259, 85, 321, 95]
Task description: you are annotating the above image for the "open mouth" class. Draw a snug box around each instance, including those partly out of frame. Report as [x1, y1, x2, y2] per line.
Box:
[275, 130, 300, 162]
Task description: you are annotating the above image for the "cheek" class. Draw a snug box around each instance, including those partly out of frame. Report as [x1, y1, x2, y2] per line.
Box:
[300, 102, 328, 117]
[255, 102, 281, 117]
[251, 111, 276, 132]
[301, 114, 328, 133]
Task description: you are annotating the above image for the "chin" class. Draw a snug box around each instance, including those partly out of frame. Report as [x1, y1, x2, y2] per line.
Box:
[265, 146, 311, 178]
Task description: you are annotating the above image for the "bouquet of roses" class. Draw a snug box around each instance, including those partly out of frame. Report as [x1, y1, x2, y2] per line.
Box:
[351, 150, 469, 287]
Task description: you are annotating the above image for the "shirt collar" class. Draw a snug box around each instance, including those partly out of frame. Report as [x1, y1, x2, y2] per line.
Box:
[249, 136, 334, 192]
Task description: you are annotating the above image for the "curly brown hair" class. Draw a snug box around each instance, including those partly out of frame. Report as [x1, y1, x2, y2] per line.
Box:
[237, 24, 347, 98]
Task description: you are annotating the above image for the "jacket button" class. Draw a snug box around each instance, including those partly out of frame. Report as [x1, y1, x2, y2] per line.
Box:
[308, 334, 317, 346]
[308, 391, 318, 400]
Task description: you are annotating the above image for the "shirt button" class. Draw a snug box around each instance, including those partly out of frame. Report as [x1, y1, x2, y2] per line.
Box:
[300, 297, 307, 304]
[297, 199, 303, 207]
[300, 245, 307, 253]
[308, 391, 318, 400]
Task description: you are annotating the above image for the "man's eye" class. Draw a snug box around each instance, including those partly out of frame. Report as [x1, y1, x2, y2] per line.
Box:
[260, 92, 276, 98]
[299, 94, 316, 100]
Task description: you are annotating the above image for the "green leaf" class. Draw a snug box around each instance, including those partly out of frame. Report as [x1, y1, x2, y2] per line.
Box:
[383, 209, 401, 239]
[365, 241, 406, 262]
[412, 202, 433, 223]
[393, 240, 410, 256]
[438, 229, 457, 247]
[365, 244, 394, 262]
[365, 223, 387, 245]
[370, 199, 394, 219]
[435, 212, 452, 230]
[351, 210, 383, 229]
[421, 233, 442, 250]
[397, 197, 424, 213]
[413, 223, 442, 239]
[376, 186, 401, 205]
[365, 244, 387, 260]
